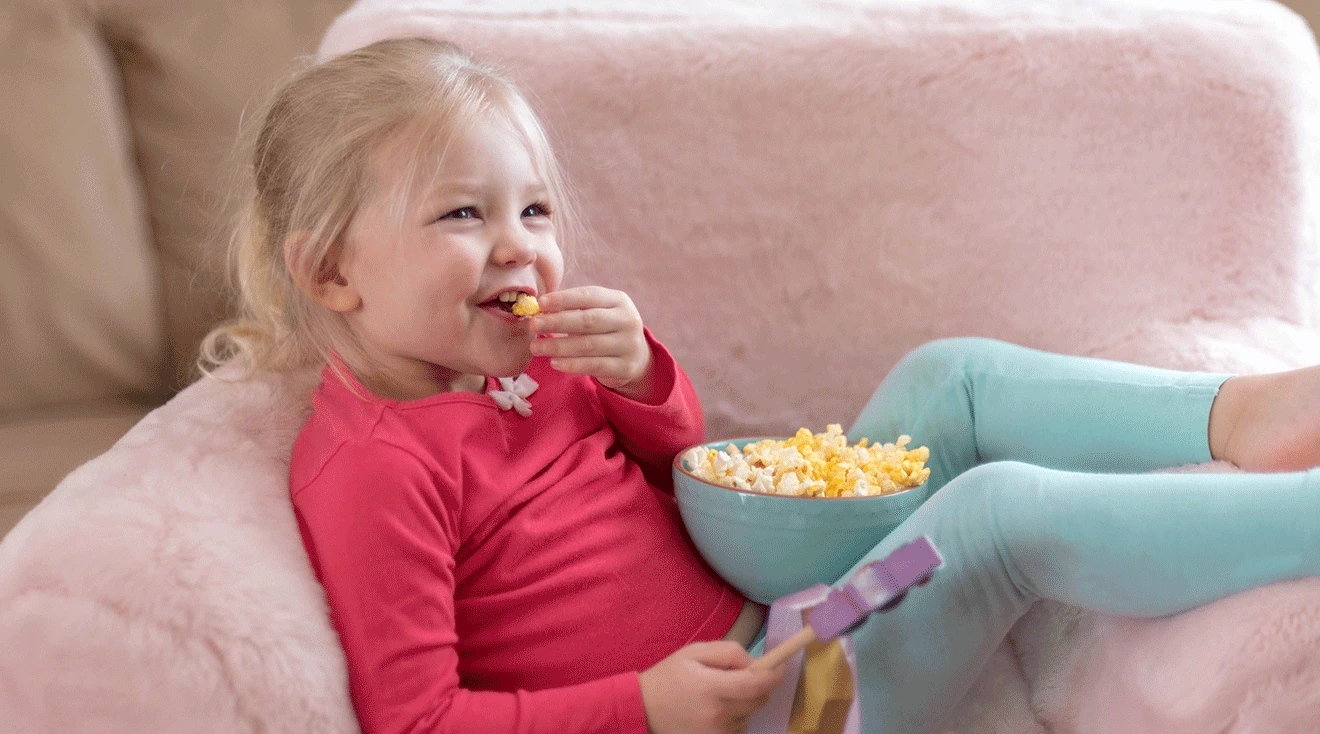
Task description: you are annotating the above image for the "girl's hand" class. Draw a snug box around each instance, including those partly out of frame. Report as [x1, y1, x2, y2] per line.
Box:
[529, 286, 656, 399]
[639, 641, 784, 734]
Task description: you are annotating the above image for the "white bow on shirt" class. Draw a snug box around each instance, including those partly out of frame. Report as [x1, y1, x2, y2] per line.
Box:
[490, 374, 539, 417]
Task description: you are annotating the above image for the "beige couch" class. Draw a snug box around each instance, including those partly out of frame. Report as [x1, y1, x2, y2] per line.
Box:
[0, 0, 354, 538]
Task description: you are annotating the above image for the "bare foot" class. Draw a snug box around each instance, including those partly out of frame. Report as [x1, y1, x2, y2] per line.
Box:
[1211, 366, 1320, 472]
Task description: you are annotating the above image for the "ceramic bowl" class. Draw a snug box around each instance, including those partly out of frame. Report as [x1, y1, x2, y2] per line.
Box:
[673, 437, 932, 604]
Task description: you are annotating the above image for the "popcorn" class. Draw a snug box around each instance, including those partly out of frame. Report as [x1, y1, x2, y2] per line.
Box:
[511, 293, 540, 317]
[682, 424, 930, 498]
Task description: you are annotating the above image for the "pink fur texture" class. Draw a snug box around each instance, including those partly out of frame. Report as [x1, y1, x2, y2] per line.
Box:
[5, 0, 1320, 731]
[320, 0, 1320, 441]
[0, 366, 357, 733]
[3, 332, 1318, 733]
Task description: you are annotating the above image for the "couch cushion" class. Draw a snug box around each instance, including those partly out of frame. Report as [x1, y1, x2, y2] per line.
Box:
[95, 0, 354, 388]
[0, 1, 165, 413]
[0, 400, 155, 540]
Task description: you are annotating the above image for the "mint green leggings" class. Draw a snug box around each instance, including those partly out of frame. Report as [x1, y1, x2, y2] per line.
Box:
[830, 338, 1319, 733]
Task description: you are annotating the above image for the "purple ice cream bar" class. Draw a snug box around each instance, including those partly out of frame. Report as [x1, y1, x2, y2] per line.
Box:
[806, 536, 944, 640]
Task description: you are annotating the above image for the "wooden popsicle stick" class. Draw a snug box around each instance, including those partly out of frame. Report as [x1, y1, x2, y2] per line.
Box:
[750, 625, 818, 671]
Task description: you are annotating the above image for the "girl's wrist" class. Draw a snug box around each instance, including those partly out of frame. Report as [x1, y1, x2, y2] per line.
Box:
[608, 352, 658, 402]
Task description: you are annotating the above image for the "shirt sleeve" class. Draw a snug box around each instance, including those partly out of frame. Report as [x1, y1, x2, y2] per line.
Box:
[292, 440, 651, 734]
[593, 328, 706, 476]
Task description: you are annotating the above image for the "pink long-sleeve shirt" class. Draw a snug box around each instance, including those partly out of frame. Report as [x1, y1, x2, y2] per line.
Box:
[290, 332, 744, 733]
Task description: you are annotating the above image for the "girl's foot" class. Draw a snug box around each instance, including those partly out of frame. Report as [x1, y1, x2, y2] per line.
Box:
[1211, 366, 1320, 472]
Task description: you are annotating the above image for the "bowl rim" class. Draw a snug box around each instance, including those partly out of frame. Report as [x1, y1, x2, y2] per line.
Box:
[672, 436, 926, 501]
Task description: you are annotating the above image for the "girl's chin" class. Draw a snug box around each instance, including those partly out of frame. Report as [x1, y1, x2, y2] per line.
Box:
[486, 351, 534, 378]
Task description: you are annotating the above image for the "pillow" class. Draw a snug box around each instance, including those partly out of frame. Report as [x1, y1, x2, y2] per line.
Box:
[0, 365, 359, 733]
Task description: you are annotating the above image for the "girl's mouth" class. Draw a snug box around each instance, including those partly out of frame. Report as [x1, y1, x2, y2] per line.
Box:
[478, 290, 534, 322]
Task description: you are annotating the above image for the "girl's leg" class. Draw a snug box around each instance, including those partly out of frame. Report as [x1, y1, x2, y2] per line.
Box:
[849, 338, 1231, 491]
[847, 460, 1320, 733]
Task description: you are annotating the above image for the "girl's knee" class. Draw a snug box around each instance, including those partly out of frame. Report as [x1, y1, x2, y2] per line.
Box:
[927, 461, 1046, 595]
[892, 338, 1008, 387]
[937, 460, 1045, 506]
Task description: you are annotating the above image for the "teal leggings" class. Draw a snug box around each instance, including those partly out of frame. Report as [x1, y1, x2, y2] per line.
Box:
[822, 338, 1319, 733]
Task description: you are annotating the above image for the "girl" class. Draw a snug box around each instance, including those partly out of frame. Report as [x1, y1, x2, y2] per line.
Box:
[201, 37, 1320, 734]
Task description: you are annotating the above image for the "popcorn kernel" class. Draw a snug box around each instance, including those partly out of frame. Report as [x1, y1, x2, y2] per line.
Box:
[512, 293, 540, 317]
[681, 425, 931, 498]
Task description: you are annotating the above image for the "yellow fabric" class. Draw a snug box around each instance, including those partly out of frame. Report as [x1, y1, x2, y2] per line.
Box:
[787, 635, 854, 734]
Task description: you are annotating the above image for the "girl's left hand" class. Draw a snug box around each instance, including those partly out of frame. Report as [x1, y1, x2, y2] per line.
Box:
[529, 285, 655, 398]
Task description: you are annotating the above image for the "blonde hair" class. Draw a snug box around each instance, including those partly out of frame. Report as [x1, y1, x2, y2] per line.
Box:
[199, 37, 579, 386]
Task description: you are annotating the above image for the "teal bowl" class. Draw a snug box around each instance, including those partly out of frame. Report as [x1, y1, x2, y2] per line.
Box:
[673, 438, 933, 605]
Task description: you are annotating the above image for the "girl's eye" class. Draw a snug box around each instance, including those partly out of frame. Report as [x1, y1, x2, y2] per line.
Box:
[522, 202, 553, 218]
[439, 206, 478, 221]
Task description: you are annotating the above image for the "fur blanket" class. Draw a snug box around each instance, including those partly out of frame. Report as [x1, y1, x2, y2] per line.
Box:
[3, 324, 1320, 732]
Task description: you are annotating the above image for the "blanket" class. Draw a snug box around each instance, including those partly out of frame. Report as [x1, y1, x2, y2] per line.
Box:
[3, 323, 1320, 732]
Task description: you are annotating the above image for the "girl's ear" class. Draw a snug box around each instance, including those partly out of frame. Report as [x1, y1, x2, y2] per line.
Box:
[284, 231, 362, 313]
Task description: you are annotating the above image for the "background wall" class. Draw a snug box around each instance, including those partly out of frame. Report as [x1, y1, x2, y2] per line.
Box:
[1282, 0, 1320, 34]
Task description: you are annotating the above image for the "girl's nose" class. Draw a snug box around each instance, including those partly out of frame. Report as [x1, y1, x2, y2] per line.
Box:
[491, 222, 537, 268]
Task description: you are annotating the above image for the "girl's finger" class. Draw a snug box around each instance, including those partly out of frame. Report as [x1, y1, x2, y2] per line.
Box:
[711, 667, 784, 703]
[532, 307, 626, 336]
[531, 333, 626, 359]
[537, 285, 623, 314]
[547, 356, 629, 382]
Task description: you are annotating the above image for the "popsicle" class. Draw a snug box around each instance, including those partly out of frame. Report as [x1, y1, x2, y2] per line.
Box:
[750, 536, 943, 671]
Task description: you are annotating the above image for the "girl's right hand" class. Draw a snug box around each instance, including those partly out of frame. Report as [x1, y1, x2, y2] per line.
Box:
[638, 641, 785, 734]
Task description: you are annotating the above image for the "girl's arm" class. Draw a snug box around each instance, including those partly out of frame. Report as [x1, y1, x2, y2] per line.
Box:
[593, 329, 706, 473]
[529, 287, 706, 477]
[292, 442, 648, 734]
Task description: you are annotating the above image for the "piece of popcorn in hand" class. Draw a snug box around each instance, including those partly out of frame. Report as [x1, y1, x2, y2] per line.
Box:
[511, 293, 540, 317]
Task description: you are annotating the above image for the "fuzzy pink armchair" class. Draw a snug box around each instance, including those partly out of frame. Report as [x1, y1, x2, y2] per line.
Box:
[4, 1, 1320, 731]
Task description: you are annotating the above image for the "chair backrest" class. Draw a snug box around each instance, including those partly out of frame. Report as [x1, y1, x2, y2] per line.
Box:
[5, 0, 1318, 440]
[321, 0, 1320, 438]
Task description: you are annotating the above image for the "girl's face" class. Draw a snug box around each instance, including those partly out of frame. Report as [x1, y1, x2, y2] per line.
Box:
[336, 116, 564, 398]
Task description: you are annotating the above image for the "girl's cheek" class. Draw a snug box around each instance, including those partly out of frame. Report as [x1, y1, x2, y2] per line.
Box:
[542, 249, 565, 290]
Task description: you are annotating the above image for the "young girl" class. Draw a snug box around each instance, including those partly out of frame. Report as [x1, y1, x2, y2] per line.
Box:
[201, 37, 1320, 734]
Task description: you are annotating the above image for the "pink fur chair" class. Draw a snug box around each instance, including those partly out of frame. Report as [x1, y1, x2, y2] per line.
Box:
[5, 1, 1320, 731]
